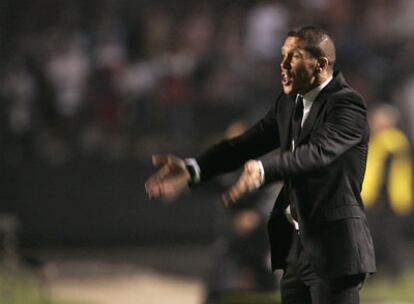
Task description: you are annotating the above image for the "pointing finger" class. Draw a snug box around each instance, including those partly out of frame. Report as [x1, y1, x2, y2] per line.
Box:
[222, 178, 246, 206]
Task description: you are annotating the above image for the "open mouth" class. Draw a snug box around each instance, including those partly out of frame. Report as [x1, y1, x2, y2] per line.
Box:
[281, 72, 292, 86]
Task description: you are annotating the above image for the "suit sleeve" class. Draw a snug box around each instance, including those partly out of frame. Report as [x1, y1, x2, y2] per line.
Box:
[261, 94, 368, 183]
[195, 94, 283, 182]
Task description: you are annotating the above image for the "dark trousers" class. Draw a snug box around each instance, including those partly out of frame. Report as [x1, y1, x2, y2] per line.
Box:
[281, 231, 365, 304]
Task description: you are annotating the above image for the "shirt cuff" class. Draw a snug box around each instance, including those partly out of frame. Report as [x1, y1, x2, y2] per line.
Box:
[257, 160, 265, 188]
[185, 158, 201, 185]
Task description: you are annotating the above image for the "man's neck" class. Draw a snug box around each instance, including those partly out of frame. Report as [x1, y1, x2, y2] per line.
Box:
[302, 74, 333, 102]
[301, 72, 333, 95]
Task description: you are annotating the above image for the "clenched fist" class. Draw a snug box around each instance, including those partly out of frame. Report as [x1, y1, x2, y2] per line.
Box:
[222, 160, 263, 206]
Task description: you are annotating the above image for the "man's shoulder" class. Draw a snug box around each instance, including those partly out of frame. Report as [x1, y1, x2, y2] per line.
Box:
[324, 75, 366, 109]
[328, 71, 365, 103]
[328, 86, 366, 107]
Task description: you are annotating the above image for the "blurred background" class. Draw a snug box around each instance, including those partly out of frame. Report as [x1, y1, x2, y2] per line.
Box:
[0, 0, 414, 303]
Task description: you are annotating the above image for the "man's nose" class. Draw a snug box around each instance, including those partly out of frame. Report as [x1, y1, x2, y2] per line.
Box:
[280, 57, 289, 70]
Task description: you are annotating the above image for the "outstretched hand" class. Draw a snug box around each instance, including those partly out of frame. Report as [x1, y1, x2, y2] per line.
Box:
[222, 160, 262, 206]
[145, 154, 191, 201]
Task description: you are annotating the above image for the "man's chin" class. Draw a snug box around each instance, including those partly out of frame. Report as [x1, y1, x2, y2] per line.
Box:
[282, 85, 293, 95]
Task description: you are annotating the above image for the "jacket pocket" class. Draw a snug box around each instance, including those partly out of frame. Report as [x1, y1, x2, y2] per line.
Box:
[324, 205, 362, 221]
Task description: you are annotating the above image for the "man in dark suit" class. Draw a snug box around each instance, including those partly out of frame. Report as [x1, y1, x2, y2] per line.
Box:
[145, 26, 376, 304]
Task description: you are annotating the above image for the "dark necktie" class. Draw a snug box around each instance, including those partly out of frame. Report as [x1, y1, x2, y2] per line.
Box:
[290, 95, 304, 221]
[291, 95, 304, 151]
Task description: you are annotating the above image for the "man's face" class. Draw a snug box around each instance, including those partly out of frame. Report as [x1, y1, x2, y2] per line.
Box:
[280, 37, 319, 95]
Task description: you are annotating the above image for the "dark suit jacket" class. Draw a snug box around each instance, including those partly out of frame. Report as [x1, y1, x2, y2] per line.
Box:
[195, 71, 376, 278]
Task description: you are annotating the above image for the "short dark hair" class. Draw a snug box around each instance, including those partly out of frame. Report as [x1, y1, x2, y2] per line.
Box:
[287, 26, 336, 67]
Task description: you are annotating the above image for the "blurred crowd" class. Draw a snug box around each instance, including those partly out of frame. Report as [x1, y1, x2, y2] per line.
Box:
[1, 0, 414, 289]
[1, 0, 414, 164]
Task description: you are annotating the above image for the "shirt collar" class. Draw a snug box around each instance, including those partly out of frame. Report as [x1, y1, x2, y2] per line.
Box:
[301, 75, 333, 103]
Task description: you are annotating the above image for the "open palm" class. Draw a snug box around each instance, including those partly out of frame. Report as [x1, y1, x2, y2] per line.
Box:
[145, 154, 191, 201]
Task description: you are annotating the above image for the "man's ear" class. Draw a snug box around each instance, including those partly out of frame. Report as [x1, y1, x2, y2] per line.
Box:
[317, 57, 329, 71]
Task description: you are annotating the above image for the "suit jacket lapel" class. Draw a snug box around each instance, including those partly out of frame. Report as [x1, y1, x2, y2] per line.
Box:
[297, 95, 327, 144]
[297, 71, 345, 145]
